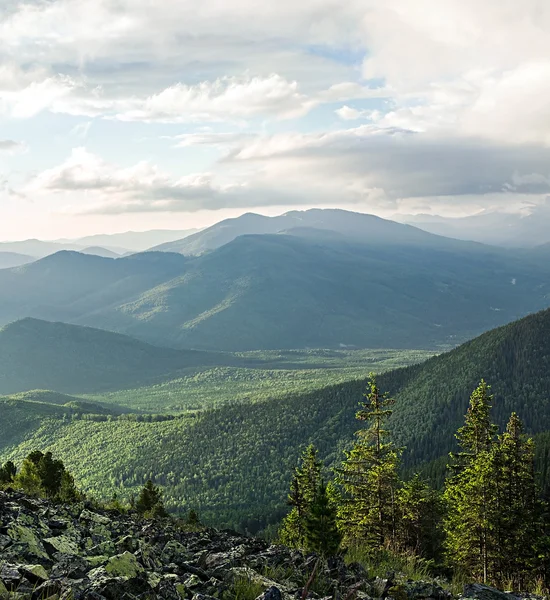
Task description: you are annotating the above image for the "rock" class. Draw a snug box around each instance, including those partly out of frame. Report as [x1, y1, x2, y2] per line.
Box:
[43, 535, 79, 556]
[80, 510, 111, 525]
[463, 584, 511, 600]
[256, 586, 283, 600]
[162, 540, 190, 565]
[104, 551, 144, 579]
[405, 581, 451, 600]
[0, 563, 23, 587]
[31, 579, 62, 600]
[19, 564, 49, 583]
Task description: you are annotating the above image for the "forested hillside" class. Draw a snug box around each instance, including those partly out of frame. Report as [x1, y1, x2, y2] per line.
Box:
[0, 318, 235, 394]
[3, 308, 550, 531]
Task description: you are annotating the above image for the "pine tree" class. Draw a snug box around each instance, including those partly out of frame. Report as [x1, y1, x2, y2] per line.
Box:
[136, 479, 167, 518]
[37, 452, 65, 497]
[303, 480, 342, 556]
[336, 374, 401, 548]
[58, 470, 81, 502]
[0, 461, 16, 484]
[452, 380, 498, 470]
[279, 444, 322, 548]
[397, 474, 443, 560]
[444, 381, 499, 583]
[491, 413, 541, 587]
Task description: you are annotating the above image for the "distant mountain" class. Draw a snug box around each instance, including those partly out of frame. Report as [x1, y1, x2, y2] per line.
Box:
[0, 239, 81, 258]
[70, 229, 200, 252]
[0, 250, 188, 326]
[80, 246, 122, 258]
[0, 252, 34, 269]
[152, 208, 460, 255]
[401, 204, 550, 247]
[0, 318, 234, 395]
[0, 227, 548, 351]
[108, 233, 550, 350]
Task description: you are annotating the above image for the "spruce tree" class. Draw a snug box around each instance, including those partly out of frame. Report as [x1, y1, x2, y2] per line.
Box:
[0, 461, 16, 484]
[336, 374, 400, 548]
[491, 413, 540, 587]
[444, 381, 499, 583]
[397, 474, 443, 560]
[279, 445, 323, 548]
[304, 480, 342, 557]
[136, 479, 167, 518]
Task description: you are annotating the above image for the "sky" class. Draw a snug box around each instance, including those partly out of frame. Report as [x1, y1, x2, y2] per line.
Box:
[1, 0, 550, 240]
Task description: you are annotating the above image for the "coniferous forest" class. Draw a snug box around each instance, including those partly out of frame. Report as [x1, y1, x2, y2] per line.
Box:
[3, 375, 550, 592]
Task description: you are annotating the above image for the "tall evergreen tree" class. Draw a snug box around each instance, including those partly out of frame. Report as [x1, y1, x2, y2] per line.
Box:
[304, 480, 342, 557]
[491, 413, 541, 587]
[279, 444, 323, 548]
[444, 381, 499, 583]
[336, 374, 401, 548]
[452, 380, 498, 470]
[396, 474, 444, 560]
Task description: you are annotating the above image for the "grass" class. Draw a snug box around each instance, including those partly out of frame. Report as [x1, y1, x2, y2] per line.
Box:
[345, 547, 435, 582]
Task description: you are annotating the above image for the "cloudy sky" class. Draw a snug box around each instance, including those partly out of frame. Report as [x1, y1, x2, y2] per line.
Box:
[1, 0, 550, 239]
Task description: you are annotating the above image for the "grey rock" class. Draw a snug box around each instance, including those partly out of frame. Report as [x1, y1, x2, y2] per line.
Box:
[463, 584, 511, 600]
[256, 586, 283, 600]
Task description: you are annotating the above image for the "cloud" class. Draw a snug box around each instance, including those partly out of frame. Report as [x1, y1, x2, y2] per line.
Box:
[171, 132, 257, 148]
[24, 147, 304, 214]
[335, 105, 381, 121]
[0, 140, 25, 153]
[224, 125, 550, 203]
[115, 74, 314, 122]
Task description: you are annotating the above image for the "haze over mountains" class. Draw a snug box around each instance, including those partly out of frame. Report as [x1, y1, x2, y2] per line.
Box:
[0, 209, 550, 350]
[401, 204, 550, 247]
[0, 229, 199, 260]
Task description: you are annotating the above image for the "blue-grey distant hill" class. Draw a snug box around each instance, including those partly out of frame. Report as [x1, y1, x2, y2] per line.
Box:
[0, 210, 549, 351]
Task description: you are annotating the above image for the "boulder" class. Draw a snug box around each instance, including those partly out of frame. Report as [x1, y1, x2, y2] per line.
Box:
[463, 584, 511, 600]
[104, 551, 144, 579]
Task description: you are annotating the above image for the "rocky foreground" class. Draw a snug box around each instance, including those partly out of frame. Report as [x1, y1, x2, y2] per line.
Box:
[0, 491, 540, 600]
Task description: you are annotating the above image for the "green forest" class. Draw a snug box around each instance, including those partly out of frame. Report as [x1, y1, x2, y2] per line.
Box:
[2, 375, 548, 592]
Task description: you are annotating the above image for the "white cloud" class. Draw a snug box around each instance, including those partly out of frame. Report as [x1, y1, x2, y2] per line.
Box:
[24, 147, 301, 214]
[0, 140, 25, 153]
[4, 0, 550, 232]
[116, 74, 314, 122]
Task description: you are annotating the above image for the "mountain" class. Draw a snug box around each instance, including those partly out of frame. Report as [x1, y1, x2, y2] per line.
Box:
[152, 208, 463, 255]
[0, 250, 189, 327]
[0, 230, 550, 351]
[0, 318, 234, 395]
[0, 252, 34, 269]
[0, 239, 82, 258]
[70, 229, 200, 252]
[80, 246, 122, 258]
[401, 204, 550, 247]
[93, 232, 550, 350]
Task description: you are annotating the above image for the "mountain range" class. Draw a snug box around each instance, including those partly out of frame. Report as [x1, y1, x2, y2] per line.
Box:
[401, 204, 550, 247]
[1, 210, 550, 351]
